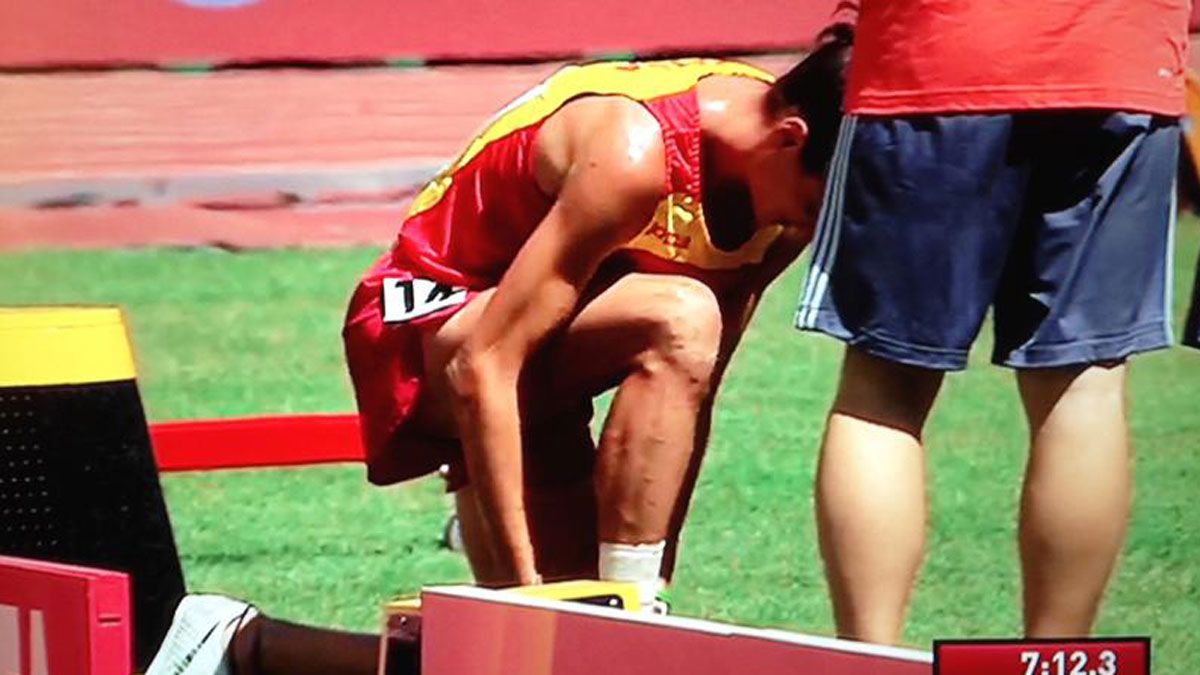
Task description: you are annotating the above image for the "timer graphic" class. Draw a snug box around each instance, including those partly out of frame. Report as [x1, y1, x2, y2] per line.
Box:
[934, 638, 1150, 675]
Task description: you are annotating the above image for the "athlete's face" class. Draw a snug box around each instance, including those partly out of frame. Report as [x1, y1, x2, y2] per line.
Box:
[747, 115, 823, 232]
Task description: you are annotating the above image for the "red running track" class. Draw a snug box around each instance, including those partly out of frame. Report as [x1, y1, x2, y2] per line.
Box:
[0, 57, 795, 250]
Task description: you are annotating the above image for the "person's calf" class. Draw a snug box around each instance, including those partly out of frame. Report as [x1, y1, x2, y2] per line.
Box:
[147, 595, 389, 675]
[1017, 363, 1131, 637]
[231, 615, 383, 675]
[815, 347, 944, 644]
[597, 276, 722, 533]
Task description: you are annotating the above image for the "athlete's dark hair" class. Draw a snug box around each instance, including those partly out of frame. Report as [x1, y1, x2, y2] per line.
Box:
[768, 23, 854, 174]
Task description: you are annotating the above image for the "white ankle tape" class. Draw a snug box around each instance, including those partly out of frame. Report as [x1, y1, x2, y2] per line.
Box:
[599, 541, 666, 604]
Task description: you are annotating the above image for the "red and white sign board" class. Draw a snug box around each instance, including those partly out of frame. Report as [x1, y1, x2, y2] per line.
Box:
[0, 0, 840, 69]
[419, 586, 932, 675]
[0, 556, 130, 675]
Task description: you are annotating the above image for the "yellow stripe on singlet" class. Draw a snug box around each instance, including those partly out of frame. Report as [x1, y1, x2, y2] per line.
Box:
[0, 307, 136, 387]
[407, 59, 775, 218]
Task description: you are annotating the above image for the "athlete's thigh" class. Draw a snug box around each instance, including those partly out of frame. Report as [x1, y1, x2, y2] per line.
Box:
[530, 271, 723, 404]
[418, 272, 722, 433]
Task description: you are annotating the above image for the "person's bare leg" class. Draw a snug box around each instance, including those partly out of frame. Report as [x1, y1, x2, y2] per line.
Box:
[556, 275, 721, 605]
[590, 277, 721, 547]
[816, 347, 943, 644]
[420, 288, 597, 586]
[660, 395, 715, 583]
[231, 616, 389, 675]
[1017, 363, 1131, 637]
[455, 406, 599, 585]
[456, 477, 598, 586]
[422, 273, 722, 592]
[453, 486, 510, 585]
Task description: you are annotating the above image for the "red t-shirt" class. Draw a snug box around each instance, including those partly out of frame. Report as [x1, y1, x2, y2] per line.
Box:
[845, 0, 1190, 116]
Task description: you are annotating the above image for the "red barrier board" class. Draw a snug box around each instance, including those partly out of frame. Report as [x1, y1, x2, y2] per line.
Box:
[149, 413, 364, 471]
[0, 0, 839, 69]
[0, 556, 131, 675]
[420, 586, 932, 675]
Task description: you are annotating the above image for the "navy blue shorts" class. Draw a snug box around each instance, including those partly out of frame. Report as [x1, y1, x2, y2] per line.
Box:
[796, 112, 1180, 370]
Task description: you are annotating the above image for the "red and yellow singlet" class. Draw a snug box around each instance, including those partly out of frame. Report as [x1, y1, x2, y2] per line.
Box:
[387, 58, 781, 293]
[345, 59, 778, 485]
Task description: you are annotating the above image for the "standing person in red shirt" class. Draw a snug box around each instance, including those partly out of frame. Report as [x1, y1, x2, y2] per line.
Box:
[796, 1, 1188, 643]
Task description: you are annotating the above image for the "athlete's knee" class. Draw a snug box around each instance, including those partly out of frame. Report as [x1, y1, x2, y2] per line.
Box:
[634, 277, 723, 397]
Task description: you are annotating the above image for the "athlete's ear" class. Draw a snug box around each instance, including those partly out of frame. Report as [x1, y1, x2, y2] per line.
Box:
[776, 116, 810, 149]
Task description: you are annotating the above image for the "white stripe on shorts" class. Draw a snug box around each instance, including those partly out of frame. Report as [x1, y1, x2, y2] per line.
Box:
[1162, 175, 1177, 343]
[796, 114, 857, 329]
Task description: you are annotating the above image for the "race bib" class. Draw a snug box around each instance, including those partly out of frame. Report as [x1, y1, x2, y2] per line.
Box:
[381, 278, 468, 323]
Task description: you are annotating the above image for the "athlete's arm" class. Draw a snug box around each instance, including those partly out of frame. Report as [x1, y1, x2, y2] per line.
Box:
[445, 103, 666, 585]
[662, 228, 809, 579]
[699, 225, 811, 441]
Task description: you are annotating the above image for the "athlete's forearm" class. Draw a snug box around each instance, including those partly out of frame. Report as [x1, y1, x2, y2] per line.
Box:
[437, 112, 662, 585]
[448, 353, 539, 585]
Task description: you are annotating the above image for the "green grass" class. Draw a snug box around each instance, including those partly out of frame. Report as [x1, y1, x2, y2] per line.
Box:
[2, 224, 1198, 672]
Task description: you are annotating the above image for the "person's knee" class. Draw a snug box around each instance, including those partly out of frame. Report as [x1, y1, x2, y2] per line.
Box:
[834, 347, 944, 433]
[1017, 361, 1126, 427]
[1019, 361, 1125, 395]
[633, 277, 723, 399]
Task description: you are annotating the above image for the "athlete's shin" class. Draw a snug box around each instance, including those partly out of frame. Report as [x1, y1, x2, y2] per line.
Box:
[448, 351, 540, 585]
[594, 365, 708, 606]
[594, 280, 722, 604]
[454, 408, 599, 586]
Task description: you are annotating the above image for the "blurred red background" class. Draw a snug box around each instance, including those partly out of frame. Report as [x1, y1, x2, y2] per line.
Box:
[0, 0, 840, 68]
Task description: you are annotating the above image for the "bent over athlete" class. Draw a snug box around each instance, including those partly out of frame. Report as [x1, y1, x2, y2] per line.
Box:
[343, 30, 852, 604]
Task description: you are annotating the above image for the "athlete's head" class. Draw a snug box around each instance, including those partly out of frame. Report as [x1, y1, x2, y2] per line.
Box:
[769, 23, 854, 174]
[748, 23, 853, 230]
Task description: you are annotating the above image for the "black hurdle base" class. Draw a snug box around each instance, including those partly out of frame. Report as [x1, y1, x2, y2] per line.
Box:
[0, 379, 186, 671]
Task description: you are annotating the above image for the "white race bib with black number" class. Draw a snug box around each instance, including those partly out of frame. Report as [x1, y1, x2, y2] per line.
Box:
[381, 278, 468, 324]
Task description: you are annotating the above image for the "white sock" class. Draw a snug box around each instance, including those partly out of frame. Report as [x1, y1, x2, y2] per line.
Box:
[598, 541, 666, 610]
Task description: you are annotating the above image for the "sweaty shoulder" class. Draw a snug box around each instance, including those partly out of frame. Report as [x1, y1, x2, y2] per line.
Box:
[535, 96, 667, 207]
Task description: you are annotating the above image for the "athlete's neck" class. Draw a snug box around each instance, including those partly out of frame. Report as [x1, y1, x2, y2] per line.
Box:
[696, 76, 775, 249]
[696, 76, 774, 186]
